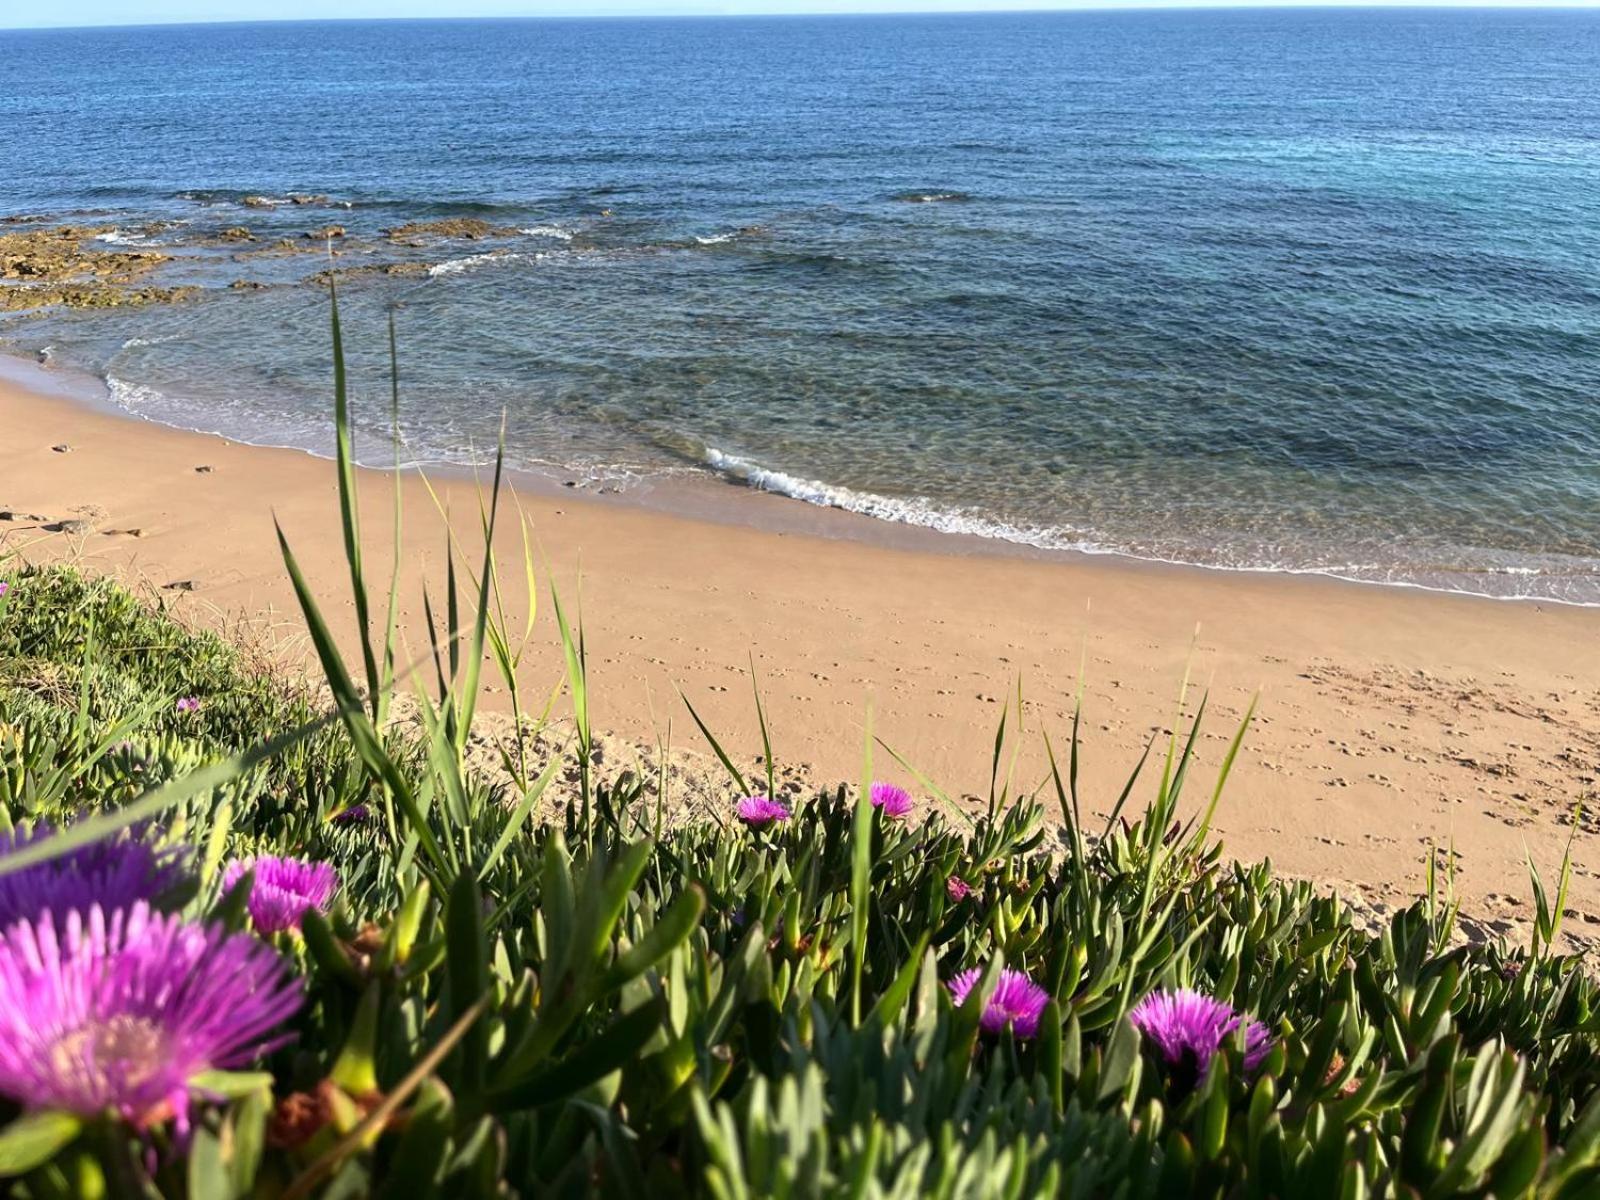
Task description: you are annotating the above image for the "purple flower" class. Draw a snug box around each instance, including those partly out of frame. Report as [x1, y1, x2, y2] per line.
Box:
[947, 966, 1051, 1039]
[870, 781, 914, 819]
[0, 823, 186, 929]
[175, 697, 201, 714]
[0, 903, 301, 1129]
[0, 581, 9, 597]
[222, 856, 337, 934]
[1128, 988, 1273, 1089]
[735, 796, 790, 828]
[946, 876, 973, 901]
[330, 804, 370, 826]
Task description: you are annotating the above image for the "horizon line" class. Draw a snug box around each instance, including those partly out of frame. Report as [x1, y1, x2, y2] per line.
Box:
[5, 3, 1598, 34]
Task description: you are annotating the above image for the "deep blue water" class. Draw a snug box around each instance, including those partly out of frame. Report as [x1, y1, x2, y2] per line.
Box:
[3, 10, 1599, 600]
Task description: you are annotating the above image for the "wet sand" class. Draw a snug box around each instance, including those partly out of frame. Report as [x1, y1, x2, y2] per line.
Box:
[3, 373, 1598, 943]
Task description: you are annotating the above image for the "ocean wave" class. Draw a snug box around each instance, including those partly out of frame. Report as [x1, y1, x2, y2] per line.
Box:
[119, 335, 180, 349]
[694, 446, 1600, 606]
[890, 190, 972, 204]
[428, 251, 545, 277]
[693, 232, 739, 246]
[698, 445, 1070, 551]
[519, 225, 576, 241]
[177, 190, 351, 209]
[105, 373, 165, 414]
[95, 229, 162, 247]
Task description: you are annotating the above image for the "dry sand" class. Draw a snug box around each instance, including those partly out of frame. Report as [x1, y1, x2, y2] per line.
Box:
[3, 373, 1598, 945]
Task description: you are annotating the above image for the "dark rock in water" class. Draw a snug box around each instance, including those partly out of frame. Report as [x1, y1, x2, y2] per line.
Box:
[384, 218, 517, 242]
[289, 194, 329, 206]
[0, 283, 197, 312]
[240, 196, 274, 208]
[0, 224, 193, 312]
[217, 226, 255, 242]
[304, 225, 346, 240]
[229, 279, 267, 290]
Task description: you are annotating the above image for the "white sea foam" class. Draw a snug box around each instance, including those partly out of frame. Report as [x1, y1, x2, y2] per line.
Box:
[696, 446, 1600, 605]
[95, 229, 161, 247]
[105, 373, 166, 413]
[518, 225, 575, 241]
[428, 251, 544, 277]
[119, 335, 180, 349]
[693, 232, 738, 246]
[699, 446, 1069, 551]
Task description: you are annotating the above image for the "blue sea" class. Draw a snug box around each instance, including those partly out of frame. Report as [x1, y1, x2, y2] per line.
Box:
[3, 9, 1599, 601]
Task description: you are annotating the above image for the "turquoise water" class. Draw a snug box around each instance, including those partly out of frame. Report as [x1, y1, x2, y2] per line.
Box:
[2, 10, 1599, 601]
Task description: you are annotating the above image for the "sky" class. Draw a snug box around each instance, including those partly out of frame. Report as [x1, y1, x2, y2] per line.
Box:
[3, 0, 1596, 29]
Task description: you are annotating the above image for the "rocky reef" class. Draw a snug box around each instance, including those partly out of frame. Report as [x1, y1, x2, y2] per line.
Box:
[0, 225, 191, 312]
[384, 217, 520, 243]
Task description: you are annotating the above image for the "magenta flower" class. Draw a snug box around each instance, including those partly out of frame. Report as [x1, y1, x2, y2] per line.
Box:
[947, 966, 1051, 1039]
[870, 781, 914, 819]
[1128, 988, 1273, 1089]
[175, 696, 201, 714]
[0, 903, 301, 1129]
[0, 823, 186, 928]
[0, 581, 9, 597]
[222, 856, 337, 934]
[330, 804, 370, 825]
[946, 875, 973, 901]
[735, 795, 790, 827]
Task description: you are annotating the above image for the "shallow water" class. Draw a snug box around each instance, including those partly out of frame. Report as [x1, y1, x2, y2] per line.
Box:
[3, 10, 1599, 601]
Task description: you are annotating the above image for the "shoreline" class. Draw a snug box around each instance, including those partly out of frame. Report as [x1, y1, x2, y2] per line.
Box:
[3, 367, 1600, 940]
[4, 351, 1593, 610]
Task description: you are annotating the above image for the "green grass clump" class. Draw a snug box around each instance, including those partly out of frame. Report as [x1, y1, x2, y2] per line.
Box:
[0, 305, 1595, 1198]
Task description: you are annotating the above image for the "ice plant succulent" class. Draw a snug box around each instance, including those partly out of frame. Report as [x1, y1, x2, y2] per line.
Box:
[223, 855, 338, 934]
[735, 795, 790, 827]
[947, 966, 1051, 1039]
[870, 781, 914, 819]
[175, 696, 201, 714]
[1129, 988, 1273, 1091]
[0, 823, 186, 928]
[0, 902, 302, 1130]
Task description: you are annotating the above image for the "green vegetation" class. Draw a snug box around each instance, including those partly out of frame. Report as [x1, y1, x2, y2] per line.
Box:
[0, 307, 1595, 1198]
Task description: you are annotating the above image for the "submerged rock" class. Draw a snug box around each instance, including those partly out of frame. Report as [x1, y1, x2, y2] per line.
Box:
[0, 280, 196, 313]
[383, 217, 518, 243]
[303, 225, 346, 240]
[0, 225, 168, 285]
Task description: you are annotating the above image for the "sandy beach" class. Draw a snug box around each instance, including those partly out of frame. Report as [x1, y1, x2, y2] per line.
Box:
[3, 370, 1598, 939]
